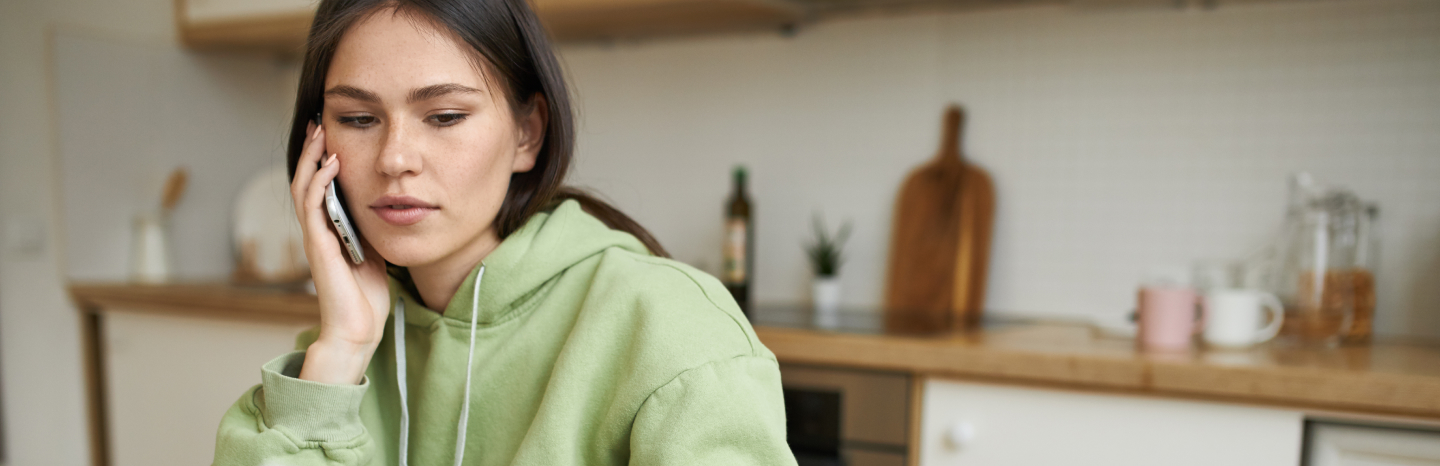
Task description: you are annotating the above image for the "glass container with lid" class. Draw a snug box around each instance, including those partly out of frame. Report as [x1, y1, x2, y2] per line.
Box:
[1273, 189, 1375, 347]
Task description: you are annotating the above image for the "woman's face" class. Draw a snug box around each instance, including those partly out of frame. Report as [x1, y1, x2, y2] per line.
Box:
[322, 10, 543, 268]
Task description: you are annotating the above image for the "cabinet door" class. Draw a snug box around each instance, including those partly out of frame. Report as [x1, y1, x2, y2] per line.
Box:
[104, 311, 313, 466]
[919, 378, 1302, 466]
[1306, 422, 1440, 466]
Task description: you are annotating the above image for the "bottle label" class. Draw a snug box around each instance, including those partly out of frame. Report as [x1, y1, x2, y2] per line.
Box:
[723, 219, 747, 283]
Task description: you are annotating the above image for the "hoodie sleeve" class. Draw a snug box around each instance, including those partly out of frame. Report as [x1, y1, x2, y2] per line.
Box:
[213, 350, 378, 466]
[628, 355, 798, 466]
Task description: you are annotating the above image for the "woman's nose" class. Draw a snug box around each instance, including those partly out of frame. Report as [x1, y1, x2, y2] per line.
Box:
[377, 120, 422, 177]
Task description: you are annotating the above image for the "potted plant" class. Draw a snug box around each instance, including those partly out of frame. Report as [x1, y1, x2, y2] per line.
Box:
[804, 214, 851, 328]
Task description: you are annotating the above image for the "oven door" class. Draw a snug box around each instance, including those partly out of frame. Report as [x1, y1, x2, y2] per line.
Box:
[781, 364, 912, 466]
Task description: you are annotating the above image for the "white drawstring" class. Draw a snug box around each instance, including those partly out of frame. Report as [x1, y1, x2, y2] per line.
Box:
[394, 296, 410, 466]
[454, 265, 485, 466]
[394, 264, 485, 466]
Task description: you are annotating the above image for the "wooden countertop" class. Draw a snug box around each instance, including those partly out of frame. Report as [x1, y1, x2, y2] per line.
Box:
[69, 283, 1440, 419]
[755, 318, 1440, 420]
[70, 282, 320, 323]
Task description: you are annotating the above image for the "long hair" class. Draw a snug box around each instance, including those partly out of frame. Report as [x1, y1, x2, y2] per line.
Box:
[285, 0, 668, 258]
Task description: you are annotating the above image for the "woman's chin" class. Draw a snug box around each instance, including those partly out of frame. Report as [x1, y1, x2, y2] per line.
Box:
[363, 223, 498, 270]
[370, 243, 444, 268]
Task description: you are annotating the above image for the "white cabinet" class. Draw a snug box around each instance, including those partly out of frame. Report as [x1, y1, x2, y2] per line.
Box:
[1306, 422, 1440, 466]
[103, 311, 311, 466]
[917, 378, 1303, 466]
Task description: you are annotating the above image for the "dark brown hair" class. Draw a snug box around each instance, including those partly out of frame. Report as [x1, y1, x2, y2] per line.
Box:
[285, 0, 668, 259]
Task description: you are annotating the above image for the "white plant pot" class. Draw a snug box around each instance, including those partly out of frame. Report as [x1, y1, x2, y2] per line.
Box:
[812, 276, 841, 328]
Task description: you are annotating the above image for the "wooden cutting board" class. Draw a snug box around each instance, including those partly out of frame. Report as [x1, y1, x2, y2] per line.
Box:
[884, 105, 995, 333]
[953, 146, 994, 329]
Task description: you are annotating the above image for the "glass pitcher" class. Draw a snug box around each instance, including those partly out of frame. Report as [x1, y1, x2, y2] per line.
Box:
[1242, 173, 1316, 292]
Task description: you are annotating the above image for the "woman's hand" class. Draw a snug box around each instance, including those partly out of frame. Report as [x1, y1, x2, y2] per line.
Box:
[292, 120, 392, 385]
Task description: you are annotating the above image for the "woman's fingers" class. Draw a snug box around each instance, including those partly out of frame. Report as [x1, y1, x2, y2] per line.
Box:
[303, 154, 342, 251]
[291, 123, 327, 208]
[291, 123, 344, 267]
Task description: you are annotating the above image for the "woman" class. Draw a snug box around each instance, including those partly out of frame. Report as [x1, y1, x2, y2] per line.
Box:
[212, 0, 795, 464]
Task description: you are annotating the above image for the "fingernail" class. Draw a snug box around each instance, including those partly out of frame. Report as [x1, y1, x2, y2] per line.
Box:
[313, 124, 323, 139]
[327, 154, 338, 165]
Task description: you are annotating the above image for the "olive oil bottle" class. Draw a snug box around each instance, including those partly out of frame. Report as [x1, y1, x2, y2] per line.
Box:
[723, 166, 753, 316]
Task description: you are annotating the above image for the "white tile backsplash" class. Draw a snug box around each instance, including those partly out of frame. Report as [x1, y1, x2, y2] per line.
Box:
[559, 0, 1440, 337]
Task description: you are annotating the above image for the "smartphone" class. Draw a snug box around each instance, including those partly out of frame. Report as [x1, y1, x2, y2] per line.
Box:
[318, 113, 365, 264]
[325, 180, 365, 264]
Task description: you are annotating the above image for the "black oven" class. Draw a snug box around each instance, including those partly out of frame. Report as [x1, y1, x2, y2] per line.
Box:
[781, 364, 911, 466]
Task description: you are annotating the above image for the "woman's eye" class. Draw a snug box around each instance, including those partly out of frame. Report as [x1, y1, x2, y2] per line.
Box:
[337, 115, 377, 127]
[428, 113, 468, 127]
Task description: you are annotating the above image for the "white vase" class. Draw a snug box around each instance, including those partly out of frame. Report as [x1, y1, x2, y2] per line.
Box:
[131, 212, 171, 284]
[812, 276, 841, 328]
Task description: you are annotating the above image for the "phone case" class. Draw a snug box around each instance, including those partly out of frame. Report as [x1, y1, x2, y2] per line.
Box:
[325, 181, 366, 264]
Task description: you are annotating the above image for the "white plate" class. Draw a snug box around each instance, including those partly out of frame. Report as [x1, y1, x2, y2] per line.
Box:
[232, 163, 309, 284]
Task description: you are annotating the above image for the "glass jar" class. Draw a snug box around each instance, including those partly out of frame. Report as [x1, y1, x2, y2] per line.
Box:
[1343, 203, 1379, 344]
[1274, 190, 1370, 347]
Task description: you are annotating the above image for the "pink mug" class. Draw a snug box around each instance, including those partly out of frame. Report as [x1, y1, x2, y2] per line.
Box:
[1137, 286, 1202, 352]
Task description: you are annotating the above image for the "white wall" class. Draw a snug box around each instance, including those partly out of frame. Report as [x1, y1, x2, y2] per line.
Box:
[0, 0, 293, 464]
[558, 0, 1440, 338]
[0, 3, 71, 466]
[54, 34, 293, 281]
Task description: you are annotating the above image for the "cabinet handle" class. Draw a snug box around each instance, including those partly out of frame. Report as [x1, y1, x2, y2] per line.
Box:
[945, 421, 976, 449]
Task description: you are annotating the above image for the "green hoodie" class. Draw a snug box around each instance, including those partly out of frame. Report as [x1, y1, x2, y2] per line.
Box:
[214, 200, 797, 465]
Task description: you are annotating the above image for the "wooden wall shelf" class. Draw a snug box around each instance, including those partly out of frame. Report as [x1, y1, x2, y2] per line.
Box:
[175, 0, 1172, 52]
[175, 0, 807, 53]
[173, 0, 1326, 54]
[180, 12, 315, 54]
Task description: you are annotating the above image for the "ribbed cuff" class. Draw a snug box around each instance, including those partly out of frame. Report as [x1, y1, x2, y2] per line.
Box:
[259, 350, 370, 443]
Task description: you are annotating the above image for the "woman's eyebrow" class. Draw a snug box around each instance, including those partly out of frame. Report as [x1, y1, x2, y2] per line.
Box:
[409, 83, 483, 103]
[322, 83, 482, 104]
[324, 85, 380, 103]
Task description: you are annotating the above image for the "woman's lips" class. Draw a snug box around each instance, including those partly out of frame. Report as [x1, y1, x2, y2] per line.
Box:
[370, 195, 438, 226]
[371, 206, 435, 226]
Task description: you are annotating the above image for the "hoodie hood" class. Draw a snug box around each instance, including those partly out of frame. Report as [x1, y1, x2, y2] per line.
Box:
[387, 199, 653, 466]
[391, 199, 652, 326]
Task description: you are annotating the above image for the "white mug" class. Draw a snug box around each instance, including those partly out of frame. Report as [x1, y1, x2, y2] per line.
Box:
[1202, 289, 1284, 349]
